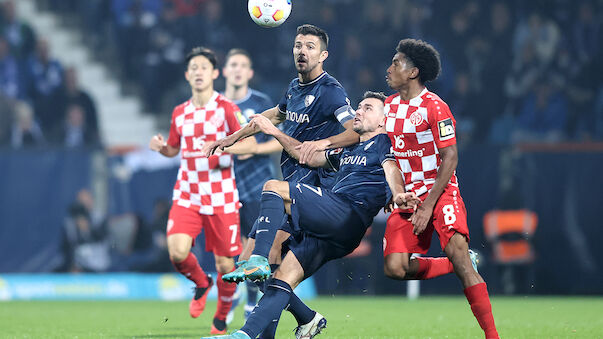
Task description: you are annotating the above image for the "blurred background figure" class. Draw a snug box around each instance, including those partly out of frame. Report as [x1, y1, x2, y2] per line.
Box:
[10, 100, 45, 148]
[58, 189, 110, 273]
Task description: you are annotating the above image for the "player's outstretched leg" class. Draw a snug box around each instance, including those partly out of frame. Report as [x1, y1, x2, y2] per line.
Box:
[241, 183, 291, 282]
[445, 234, 499, 339]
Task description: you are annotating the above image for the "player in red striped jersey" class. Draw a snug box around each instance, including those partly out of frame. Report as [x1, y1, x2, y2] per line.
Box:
[149, 47, 259, 335]
[383, 39, 499, 339]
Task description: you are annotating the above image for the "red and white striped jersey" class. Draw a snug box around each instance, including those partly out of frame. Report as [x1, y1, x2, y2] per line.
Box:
[385, 88, 458, 197]
[167, 92, 246, 215]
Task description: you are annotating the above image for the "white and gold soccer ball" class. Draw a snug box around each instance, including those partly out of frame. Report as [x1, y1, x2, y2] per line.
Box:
[247, 0, 292, 28]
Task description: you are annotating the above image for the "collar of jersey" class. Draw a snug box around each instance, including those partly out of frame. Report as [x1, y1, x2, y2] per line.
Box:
[227, 89, 253, 105]
[299, 72, 327, 87]
[188, 91, 219, 110]
[399, 87, 429, 104]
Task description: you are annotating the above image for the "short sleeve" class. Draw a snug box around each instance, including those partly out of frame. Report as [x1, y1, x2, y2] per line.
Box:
[320, 85, 355, 126]
[224, 101, 245, 136]
[277, 90, 288, 114]
[427, 100, 457, 149]
[325, 147, 344, 171]
[377, 136, 395, 165]
[166, 107, 181, 148]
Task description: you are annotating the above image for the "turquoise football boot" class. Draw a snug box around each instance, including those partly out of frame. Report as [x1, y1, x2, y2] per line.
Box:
[243, 255, 271, 282]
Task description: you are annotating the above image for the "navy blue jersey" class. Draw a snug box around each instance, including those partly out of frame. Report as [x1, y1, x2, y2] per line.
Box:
[231, 89, 277, 203]
[325, 133, 394, 224]
[277, 72, 354, 187]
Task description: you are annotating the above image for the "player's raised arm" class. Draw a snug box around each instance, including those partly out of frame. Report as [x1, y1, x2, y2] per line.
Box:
[202, 106, 282, 156]
[249, 114, 328, 168]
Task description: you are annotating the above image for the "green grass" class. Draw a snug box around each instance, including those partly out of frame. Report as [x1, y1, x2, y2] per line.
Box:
[0, 296, 601, 338]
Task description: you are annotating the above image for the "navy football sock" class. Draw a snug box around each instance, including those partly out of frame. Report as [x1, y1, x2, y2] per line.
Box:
[286, 292, 316, 325]
[240, 278, 292, 339]
[253, 191, 285, 258]
[246, 280, 259, 306]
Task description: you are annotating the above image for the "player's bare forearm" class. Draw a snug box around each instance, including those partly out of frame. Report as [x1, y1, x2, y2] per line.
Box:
[150, 133, 180, 157]
[383, 160, 405, 196]
[254, 139, 283, 155]
[273, 129, 327, 167]
[159, 145, 180, 157]
[223, 136, 258, 155]
[296, 120, 359, 165]
[422, 144, 458, 209]
[269, 106, 287, 125]
[325, 120, 360, 148]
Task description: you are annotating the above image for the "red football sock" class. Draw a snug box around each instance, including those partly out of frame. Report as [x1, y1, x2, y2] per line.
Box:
[415, 257, 454, 280]
[214, 272, 237, 321]
[464, 282, 499, 339]
[172, 252, 209, 288]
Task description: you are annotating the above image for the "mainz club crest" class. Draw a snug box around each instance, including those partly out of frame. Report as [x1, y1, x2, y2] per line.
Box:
[409, 111, 423, 126]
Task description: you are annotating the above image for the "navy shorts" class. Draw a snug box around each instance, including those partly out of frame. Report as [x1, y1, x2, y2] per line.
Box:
[287, 181, 369, 278]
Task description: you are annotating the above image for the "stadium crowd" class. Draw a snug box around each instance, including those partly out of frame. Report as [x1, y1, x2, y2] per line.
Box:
[32, 0, 603, 146]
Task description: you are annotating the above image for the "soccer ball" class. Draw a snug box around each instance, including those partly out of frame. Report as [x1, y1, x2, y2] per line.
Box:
[247, 0, 292, 28]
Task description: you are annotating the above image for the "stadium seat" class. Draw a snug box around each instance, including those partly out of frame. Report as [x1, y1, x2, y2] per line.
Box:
[483, 210, 538, 294]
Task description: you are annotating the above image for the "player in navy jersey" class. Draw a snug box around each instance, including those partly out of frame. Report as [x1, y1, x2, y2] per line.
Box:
[222, 48, 283, 321]
[203, 24, 361, 339]
[201, 92, 419, 339]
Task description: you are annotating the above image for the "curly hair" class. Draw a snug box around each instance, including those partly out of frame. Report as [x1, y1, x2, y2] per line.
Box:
[396, 39, 441, 84]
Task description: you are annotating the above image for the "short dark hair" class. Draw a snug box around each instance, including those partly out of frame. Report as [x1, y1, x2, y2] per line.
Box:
[396, 39, 441, 84]
[225, 48, 252, 67]
[296, 24, 329, 50]
[185, 46, 217, 69]
[362, 91, 387, 104]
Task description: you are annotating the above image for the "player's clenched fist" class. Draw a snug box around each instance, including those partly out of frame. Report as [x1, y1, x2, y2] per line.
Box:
[149, 133, 166, 152]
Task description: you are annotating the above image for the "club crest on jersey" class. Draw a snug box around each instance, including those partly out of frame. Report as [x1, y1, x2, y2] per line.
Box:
[409, 111, 424, 126]
[304, 95, 315, 107]
[209, 113, 224, 128]
[438, 118, 455, 140]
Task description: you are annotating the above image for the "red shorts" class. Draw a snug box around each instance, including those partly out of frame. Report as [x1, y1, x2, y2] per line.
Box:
[383, 185, 470, 257]
[167, 204, 242, 257]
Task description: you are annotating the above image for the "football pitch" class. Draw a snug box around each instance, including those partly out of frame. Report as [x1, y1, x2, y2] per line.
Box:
[1, 296, 601, 338]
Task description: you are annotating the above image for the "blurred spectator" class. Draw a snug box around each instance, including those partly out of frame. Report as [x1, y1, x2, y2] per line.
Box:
[51, 103, 100, 148]
[26, 38, 64, 133]
[513, 13, 560, 68]
[111, 0, 162, 78]
[447, 70, 476, 145]
[513, 76, 567, 143]
[56, 67, 99, 136]
[0, 36, 20, 99]
[477, 1, 514, 132]
[58, 189, 110, 273]
[572, 2, 600, 66]
[109, 201, 171, 272]
[10, 100, 45, 148]
[0, 0, 36, 58]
